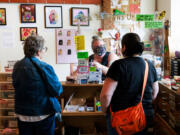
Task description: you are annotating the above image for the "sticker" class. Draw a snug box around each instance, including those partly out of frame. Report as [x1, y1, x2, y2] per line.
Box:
[145, 21, 163, 29]
[136, 14, 154, 21]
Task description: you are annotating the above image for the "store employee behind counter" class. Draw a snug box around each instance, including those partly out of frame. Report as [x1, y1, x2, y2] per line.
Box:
[66, 36, 118, 82]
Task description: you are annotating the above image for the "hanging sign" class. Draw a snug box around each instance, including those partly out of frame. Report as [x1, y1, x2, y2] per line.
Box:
[77, 52, 88, 59]
[145, 21, 163, 29]
[74, 35, 85, 50]
[136, 14, 154, 21]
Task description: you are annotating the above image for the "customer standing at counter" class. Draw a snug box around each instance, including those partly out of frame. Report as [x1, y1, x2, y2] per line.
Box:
[12, 35, 63, 135]
[100, 33, 159, 135]
[67, 36, 118, 81]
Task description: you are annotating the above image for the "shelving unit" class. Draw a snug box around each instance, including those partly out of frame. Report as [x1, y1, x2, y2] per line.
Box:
[154, 82, 180, 135]
[0, 72, 19, 135]
[59, 82, 107, 135]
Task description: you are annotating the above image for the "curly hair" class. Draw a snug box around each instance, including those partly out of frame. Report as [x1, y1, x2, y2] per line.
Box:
[23, 35, 44, 57]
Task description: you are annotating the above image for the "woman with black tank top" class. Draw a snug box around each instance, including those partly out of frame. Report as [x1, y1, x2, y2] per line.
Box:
[100, 33, 159, 135]
[89, 36, 118, 81]
[66, 36, 118, 81]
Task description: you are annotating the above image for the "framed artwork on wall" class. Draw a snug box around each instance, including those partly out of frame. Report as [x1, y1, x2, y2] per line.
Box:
[44, 6, 63, 28]
[0, 8, 6, 25]
[20, 27, 37, 41]
[20, 4, 36, 23]
[71, 7, 89, 26]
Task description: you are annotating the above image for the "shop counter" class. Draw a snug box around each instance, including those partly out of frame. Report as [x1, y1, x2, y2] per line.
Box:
[59, 82, 107, 134]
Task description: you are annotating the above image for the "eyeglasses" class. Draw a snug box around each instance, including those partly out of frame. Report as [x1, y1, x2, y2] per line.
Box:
[42, 47, 48, 53]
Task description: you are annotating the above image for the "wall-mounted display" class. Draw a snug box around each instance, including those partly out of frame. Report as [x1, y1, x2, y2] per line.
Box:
[20, 27, 37, 41]
[56, 29, 77, 64]
[71, 7, 89, 26]
[44, 6, 63, 28]
[20, 4, 36, 23]
[0, 8, 6, 25]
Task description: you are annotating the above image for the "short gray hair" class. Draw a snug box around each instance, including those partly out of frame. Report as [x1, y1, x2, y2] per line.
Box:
[23, 35, 44, 57]
[91, 36, 105, 49]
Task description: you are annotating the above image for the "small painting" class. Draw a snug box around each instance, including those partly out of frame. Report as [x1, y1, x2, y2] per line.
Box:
[71, 7, 89, 26]
[20, 4, 36, 23]
[44, 6, 63, 28]
[0, 8, 6, 25]
[20, 27, 37, 41]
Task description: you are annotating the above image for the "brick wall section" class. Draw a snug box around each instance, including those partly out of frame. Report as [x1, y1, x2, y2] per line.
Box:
[1, 0, 101, 4]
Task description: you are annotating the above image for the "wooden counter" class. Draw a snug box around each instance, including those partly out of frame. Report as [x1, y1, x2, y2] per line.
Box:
[154, 82, 180, 135]
[59, 82, 106, 135]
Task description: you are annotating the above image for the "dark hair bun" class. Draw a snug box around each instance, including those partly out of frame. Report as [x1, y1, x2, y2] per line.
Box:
[121, 33, 144, 57]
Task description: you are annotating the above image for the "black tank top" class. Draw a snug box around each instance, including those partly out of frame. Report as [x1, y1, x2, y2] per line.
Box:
[89, 52, 110, 81]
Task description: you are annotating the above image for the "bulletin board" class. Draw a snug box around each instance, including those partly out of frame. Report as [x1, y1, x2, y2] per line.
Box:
[56, 29, 78, 64]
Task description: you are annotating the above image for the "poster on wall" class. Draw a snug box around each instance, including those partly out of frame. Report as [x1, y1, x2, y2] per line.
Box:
[0, 8, 6, 25]
[71, 7, 89, 26]
[20, 27, 37, 41]
[56, 29, 78, 64]
[44, 6, 63, 28]
[20, 4, 36, 23]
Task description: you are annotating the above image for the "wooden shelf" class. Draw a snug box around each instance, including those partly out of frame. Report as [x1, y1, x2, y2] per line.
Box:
[0, 90, 14, 92]
[0, 116, 17, 119]
[61, 81, 103, 87]
[62, 111, 105, 116]
[155, 114, 177, 135]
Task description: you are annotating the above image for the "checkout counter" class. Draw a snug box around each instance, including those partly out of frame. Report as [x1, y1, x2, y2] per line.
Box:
[59, 82, 106, 135]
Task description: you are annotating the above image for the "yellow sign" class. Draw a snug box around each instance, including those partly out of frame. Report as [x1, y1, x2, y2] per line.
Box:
[74, 36, 85, 50]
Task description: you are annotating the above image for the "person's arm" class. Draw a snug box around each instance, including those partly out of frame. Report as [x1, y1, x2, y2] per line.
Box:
[93, 53, 119, 75]
[100, 77, 118, 113]
[152, 81, 159, 100]
[42, 65, 63, 97]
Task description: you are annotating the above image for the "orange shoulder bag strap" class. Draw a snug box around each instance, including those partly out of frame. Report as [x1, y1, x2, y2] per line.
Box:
[141, 60, 149, 102]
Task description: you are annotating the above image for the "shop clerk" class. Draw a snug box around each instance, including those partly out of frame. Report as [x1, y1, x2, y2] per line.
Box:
[67, 36, 118, 81]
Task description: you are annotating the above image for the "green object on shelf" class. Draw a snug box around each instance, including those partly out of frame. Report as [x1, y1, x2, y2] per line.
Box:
[96, 101, 101, 106]
[89, 67, 96, 72]
[164, 45, 168, 54]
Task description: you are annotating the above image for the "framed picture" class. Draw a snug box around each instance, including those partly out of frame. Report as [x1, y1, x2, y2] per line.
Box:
[20, 4, 36, 23]
[20, 27, 37, 41]
[44, 6, 63, 28]
[0, 8, 6, 25]
[71, 7, 89, 26]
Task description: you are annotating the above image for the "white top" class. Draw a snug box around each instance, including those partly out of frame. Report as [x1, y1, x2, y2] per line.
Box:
[16, 114, 49, 122]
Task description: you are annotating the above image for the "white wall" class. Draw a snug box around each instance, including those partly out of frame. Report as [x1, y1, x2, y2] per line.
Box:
[157, 0, 180, 55]
[0, 1, 155, 81]
[0, 3, 100, 81]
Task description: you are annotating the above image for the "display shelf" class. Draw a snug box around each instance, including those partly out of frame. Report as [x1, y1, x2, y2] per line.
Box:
[0, 73, 18, 135]
[59, 82, 106, 134]
[62, 111, 104, 116]
[154, 114, 177, 135]
[155, 82, 180, 135]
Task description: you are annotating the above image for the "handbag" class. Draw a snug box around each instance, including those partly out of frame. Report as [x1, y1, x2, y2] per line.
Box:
[110, 60, 149, 135]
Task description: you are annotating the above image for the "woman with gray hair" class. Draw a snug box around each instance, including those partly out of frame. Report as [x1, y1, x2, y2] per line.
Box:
[89, 36, 118, 80]
[12, 35, 63, 135]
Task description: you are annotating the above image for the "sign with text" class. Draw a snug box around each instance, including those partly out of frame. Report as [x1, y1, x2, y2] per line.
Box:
[136, 14, 154, 21]
[77, 52, 88, 59]
[145, 21, 163, 29]
[74, 35, 85, 50]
